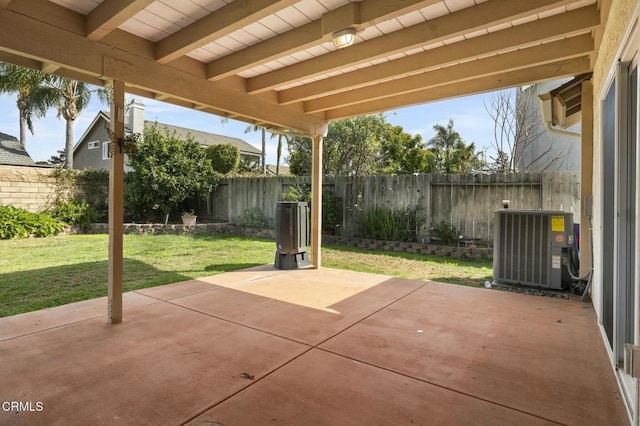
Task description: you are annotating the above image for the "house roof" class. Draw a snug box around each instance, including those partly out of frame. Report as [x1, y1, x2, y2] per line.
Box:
[0, 132, 35, 166]
[266, 164, 290, 176]
[0, 1, 608, 135]
[73, 110, 260, 156]
[147, 121, 261, 156]
[73, 111, 110, 153]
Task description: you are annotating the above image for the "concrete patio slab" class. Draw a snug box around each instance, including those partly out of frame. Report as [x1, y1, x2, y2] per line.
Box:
[172, 271, 425, 346]
[0, 301, 308, 426]
[0, 267, 628, 425]
[194, 264, 290, 286]
[135, 278, 220, 301]
[320, 281, 628, 425]
[0, 291, 157, 341]
[188, 349, 558, 426]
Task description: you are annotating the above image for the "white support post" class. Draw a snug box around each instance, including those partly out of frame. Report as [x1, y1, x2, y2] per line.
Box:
[108, 80, 125, 323]
[311, 134, 323, 269]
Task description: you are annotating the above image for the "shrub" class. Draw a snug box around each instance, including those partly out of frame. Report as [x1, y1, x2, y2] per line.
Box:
[281, 184, 310, 202]
[206, 144, 240, 174]
[50, 168, 109, 222]
[46, 198, 98, 229]
[320, 190, 343, 235]
[75, 169, 109, 221]
[126, 123, 219, 222]
[357, 205, 425, 242]
[430, 221, 459, 245]
[0, 205, 66, 239]
[238, 207, 269, 228]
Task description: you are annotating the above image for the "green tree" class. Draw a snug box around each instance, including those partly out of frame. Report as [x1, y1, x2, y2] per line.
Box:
[126, 123, 219, 223]
[287, 115, 434, 176]
[46, 149, 66, 166]
[39, 77, 92, 169]
[206, 143, 240, 174]
[428, 119, 480, 173]
[323, 114, 386, 176]
[287, 135, 312, 176]
[379, 125, 436, 174]
[0, 63, 51, 148]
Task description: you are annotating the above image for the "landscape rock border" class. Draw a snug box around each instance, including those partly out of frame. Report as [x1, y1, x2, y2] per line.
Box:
[83, 223, 492, 260]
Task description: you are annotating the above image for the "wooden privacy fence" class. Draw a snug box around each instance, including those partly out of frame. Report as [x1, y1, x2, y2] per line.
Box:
[199, 172, 580, 242]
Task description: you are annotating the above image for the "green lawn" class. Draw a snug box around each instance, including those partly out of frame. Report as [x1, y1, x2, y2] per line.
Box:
[0, 234, 492, 317]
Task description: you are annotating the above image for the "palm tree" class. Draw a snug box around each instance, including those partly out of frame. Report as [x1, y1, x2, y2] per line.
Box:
[428, 119, 479, 173]
[40, 77, 92, 169]
[265, 131, 286, 175]
[244, 124, 267, 174]
[276, 134, 284, 175]
[0, 63, 51, 148]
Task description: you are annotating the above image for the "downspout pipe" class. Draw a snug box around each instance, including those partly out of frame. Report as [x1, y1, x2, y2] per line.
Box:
[538, 94, 581, 138]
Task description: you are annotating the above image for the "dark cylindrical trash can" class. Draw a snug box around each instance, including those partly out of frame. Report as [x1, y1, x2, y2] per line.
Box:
[274, 201, 310, 269]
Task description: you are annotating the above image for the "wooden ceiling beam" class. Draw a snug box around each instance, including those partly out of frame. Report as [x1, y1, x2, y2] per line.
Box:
[325, 57, 592, 121]
[5, 0, 84, 35]
[247, 0, 580, 94]
[304, 35, 593, 113]
[278, 5, 600, 105]
[0, 7, 325, 134]
[155, 0, 298, 64]
[206, 0, 439, 81]
[0, 51, 105, 86]
[86, 0, 155, 41]
[0, 50, 40, 69]
[41, 62, 61, 74]
[51, 68, 107, 87]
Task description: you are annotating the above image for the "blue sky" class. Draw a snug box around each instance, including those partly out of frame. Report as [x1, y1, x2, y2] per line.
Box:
[0, 89, 504, 165]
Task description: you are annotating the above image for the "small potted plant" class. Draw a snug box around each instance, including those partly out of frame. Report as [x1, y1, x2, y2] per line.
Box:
[181, 210, 197, 226]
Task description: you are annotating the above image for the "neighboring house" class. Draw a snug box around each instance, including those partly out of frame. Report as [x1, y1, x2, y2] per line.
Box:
[266, 164, 290, 176]
[513, 80, 582, 172]
[73, 101, 261, 170]
[0, 132, 36, 166]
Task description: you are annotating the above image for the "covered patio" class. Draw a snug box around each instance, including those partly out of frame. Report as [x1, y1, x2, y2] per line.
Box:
[0, 267, 627, 425]
[0, 0, 606, 318]
[1, 0, 636, 423]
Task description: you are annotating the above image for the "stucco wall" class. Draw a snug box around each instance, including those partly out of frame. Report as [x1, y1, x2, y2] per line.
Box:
[0, 165, 57, 211]
[590, 0, 637, 316]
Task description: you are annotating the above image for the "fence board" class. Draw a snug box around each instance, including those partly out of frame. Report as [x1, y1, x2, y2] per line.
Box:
[201, 172, 580, 242]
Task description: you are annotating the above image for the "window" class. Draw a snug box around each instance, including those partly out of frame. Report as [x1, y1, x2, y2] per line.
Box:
[102, 141, 110, 160]
[88, 140, 99, 149]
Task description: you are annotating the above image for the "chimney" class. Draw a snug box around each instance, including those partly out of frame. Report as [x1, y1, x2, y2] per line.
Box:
[127, 99, 145, 135]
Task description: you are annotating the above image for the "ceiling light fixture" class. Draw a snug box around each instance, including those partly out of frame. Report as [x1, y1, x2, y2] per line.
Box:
[332, 28, 356, 49]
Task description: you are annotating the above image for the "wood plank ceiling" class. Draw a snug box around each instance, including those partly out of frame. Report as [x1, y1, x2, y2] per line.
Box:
[0, 0, 607, 135]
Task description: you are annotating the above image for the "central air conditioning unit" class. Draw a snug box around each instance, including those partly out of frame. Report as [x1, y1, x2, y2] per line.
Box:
[493, 210, 573, 290]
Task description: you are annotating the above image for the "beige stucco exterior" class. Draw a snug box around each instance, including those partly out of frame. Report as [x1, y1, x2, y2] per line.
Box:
[591, 0, 639, 423]
[591, 0, 637, 319]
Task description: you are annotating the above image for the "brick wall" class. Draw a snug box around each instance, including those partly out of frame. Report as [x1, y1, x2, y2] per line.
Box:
[0, 164, 58, 212]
